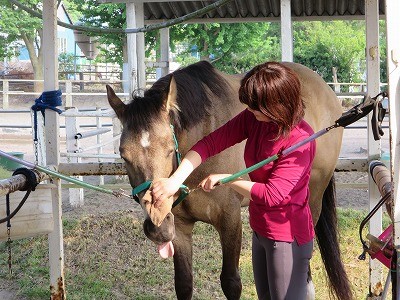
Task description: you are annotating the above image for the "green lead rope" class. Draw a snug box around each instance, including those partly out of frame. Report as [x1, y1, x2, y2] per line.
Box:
[218, 154, 280, 185]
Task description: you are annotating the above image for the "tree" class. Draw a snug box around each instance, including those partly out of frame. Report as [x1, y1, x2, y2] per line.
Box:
[65, 0, 126, 66]
[58, 52, 76, 80]
[0, 0, 43, 91]
[293, 21, 366, 84]
[171, 22, 280, 73]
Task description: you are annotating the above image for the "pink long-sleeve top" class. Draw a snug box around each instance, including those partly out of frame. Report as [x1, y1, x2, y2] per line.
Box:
[191, 109, 316, 245]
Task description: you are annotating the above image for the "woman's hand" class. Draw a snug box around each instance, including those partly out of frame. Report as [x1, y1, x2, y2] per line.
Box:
[151, 177, 181, 208]
[199, 174, 232, 192]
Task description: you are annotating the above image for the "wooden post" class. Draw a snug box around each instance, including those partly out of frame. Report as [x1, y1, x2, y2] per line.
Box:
[2, 80, 9, 109]
[65, 108, 84, 207]
[126, 2, 138, 96]
[79, 72, 84, 91]
[65, 80, 73, 107]
[281, 0, 293, 62]
[96, 107, 105, 185]
[42, 0, 65, 298]
[332, 67, 341, 94]
[160, 27, 170, 77]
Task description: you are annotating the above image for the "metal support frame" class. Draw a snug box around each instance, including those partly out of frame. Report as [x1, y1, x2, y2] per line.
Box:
[385, 0, 400, 297]
[365, 0, 384, 297]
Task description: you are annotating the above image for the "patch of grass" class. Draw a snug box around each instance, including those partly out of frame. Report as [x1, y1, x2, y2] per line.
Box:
[0, 208, 393, 299]
[0, 166, 12, 179]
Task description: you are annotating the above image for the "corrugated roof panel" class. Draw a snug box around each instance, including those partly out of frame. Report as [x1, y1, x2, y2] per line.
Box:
[179, 1, 195, 16]
[359, 0, 365, 15]
[215, 2, 228, 18]
[236, 0, 250, 17]
[139, 0, 385, 22]
[315, 0, 325, 16]
[145, 3, 162, 19]
[326, 0, 336, 16]
[347, 0, 358, 15]
[256, 0, 268, 16]
[246, 0, 258, 17]
[337, 0, 348, 15]
[303, 0, 314, 16]
[270, 0, 281, 17]
[225, 1, 239, 18]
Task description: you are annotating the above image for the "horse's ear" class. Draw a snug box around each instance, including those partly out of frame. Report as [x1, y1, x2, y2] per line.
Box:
[106, 85, 126, 119]
[165, 75, 178, 112]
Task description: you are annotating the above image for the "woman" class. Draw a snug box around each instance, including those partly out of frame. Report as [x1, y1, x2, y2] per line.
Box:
[151, 61, 316, 300]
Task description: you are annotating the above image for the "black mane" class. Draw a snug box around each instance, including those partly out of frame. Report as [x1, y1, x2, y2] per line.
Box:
[124, 61, 230, 133]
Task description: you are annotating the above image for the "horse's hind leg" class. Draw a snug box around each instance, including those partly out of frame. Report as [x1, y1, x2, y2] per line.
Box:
[173, 222, 195, 300]
[306, 265, 316, 300]
[217, 203, 243, 300]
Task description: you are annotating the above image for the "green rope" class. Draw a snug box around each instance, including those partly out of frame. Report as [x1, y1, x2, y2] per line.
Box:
[219, 154, 280, 185]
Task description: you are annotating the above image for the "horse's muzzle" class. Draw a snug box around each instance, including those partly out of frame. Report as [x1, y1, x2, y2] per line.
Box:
[143, 212, 175, 244]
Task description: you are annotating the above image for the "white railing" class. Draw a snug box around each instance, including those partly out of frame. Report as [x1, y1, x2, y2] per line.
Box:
[0, 79, 129, 109]
[61, 107, 122, 206]
[1, 79, 389, 109]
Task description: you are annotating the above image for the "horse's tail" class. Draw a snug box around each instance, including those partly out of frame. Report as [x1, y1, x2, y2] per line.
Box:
[315, 175, 353, 300]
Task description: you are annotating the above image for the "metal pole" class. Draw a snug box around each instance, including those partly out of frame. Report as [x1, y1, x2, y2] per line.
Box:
[385, 0, 400, 297]
[366, 0, 383, 296]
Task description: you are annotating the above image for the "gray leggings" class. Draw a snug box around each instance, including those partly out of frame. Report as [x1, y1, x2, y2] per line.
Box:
[252, 232, 313, 300]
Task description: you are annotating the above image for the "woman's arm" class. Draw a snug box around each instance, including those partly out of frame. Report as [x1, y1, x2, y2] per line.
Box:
[199, 174, 255, 199]
[151, 150, 202, 207]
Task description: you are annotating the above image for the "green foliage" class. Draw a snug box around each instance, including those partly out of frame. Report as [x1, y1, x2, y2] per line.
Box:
[0, 0, 42, 39]
[0, 0, 43, 79]
[70, 0, 126, 66]
[293, 21, 366, 84]
[171, 22, 280, 74]
[0, 166, 12, 179]
[379, 20, 388, 84]
[58, 52, 77, 80]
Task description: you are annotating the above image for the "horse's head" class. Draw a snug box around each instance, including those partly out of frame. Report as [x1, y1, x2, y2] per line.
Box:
[106, 78, 180, 247]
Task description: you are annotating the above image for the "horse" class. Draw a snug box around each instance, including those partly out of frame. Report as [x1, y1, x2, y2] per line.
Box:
[106, 61, 351, 300]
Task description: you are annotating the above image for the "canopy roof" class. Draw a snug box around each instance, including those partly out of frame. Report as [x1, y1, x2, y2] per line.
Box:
[122, 0, 386, 23]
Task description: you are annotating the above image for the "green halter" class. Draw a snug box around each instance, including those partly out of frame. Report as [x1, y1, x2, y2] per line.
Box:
[131, 124, 189, 207]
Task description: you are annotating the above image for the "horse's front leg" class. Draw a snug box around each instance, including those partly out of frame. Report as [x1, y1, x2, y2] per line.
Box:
[172, 221, 195, 300]
[217, 200, 243, 300]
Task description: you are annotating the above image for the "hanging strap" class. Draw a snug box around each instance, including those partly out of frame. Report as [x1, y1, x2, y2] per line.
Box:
[6, 194, 11, 228]
[31, 89, 63, 143]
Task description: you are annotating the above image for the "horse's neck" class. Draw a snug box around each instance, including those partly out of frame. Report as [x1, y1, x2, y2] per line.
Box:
[180, 79, 244, 153]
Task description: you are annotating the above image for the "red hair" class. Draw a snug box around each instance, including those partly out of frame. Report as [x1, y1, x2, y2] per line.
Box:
[239, 62, 304, 138]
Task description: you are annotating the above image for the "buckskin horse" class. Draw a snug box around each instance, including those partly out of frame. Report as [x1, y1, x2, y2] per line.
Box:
[106, 61, 351, 300]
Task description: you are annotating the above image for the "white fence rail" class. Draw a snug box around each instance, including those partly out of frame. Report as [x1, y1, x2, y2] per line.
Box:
[0, 79, 129, 109]
[0, 79, 388, 109]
